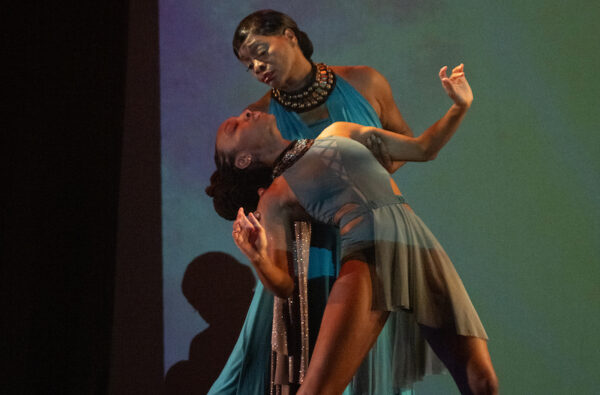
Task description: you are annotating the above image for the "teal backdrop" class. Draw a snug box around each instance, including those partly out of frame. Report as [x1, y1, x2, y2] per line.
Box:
[159, 1, 599, 393]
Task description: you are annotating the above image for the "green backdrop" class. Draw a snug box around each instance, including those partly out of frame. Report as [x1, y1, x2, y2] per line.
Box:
[160, 1, 599, 392]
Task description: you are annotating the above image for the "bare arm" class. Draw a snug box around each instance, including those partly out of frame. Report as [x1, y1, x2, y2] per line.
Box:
[322, 64, 473, 162]
[232, 181, 300, 298]
[233, 206, 294, 298]
[370, 102, 468, 162]
[335, 66, 414, 172]
[366, 66, 414, 172]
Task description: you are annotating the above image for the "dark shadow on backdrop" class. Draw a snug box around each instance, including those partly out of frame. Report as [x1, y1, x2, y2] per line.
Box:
[165, 252, 256, 395]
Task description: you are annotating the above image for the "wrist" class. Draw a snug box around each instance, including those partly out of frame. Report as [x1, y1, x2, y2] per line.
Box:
[451, 102, 470, 113]
[252, 252, 269, 268]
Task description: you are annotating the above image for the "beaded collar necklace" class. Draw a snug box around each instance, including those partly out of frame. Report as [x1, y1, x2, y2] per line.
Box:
[271, 63, 336, 113]
[271, 139, 314, 179]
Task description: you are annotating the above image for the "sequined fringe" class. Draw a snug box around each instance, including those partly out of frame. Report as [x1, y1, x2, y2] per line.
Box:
[270, 221, 311, 395]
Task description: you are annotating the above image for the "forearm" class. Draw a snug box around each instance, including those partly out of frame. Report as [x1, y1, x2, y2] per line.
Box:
[232, 196, 296, 298]
[417, 103, 469, 160]
[381, 115, 414, 173]
[250, 253, 294, 298]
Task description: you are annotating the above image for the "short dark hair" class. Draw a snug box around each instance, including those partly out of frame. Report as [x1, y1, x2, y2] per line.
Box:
[205, 149, 273, 221]
[233, 9, 314, 61]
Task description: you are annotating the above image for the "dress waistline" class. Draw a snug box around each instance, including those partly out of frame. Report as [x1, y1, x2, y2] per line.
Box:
[338, 195, 407, 229]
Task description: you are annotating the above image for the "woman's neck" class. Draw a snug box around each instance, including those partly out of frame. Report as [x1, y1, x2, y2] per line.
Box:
[281, 58, 313, 92]
[263, 138, 292, 166]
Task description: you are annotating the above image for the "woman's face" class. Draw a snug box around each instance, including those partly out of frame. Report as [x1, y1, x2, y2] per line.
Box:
[216, 109, 276, 163]
[237, 30, 303, 90]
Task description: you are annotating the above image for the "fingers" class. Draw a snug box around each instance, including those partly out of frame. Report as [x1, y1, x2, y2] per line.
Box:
[450, 64, 465, 79]
[378, 136, 392, 161]
[441, 78, 452, 91]
[374, 135, 391, 167]
[232, 217, 245, 244]
[439, 65, 448, 81]
[234, 207, 256, 235]
[232, 229, 242, 243]
[236, 207, 245, 221]
[365, 134, 392, 171]
[233, 208, 243, 234]
[248, 212, 263, 230]
[236, 207, 251, 225]
[440, 64, 466, 81]
[367, 134, 383, 146]
[366, 134, 380, 155]
[452, 63, 463, 74]
[233, 208, 258, 252]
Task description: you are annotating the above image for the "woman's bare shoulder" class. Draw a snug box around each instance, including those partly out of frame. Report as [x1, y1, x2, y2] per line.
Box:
[258, 177, 307, 221]
[261, 177, 295, 207]
[330, 65, 388, 116]
[330, 65, 384, 87]
[247, 91, 272, 112]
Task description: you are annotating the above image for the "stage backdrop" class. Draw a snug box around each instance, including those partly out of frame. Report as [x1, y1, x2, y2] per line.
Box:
[159, 1, 599, 393]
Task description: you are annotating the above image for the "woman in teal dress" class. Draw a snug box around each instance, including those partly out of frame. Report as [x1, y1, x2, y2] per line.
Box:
[207, 62, 497, 394]
[208, 10, 479, 394]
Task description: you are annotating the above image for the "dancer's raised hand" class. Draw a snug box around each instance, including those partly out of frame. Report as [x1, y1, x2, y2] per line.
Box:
[439, 64, 473, 109]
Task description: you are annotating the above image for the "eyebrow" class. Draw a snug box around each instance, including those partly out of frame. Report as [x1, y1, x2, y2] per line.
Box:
[239, 41, 265, 60]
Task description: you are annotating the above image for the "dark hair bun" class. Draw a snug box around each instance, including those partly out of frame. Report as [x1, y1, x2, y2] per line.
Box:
[296, 30, 313, 60]
[206, 165, 273, 221]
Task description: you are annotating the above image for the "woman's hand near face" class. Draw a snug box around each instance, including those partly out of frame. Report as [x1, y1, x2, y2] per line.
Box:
[233, 206, 295, 298]
[439, 64, 473, 109]
[233, 207, 267, 263]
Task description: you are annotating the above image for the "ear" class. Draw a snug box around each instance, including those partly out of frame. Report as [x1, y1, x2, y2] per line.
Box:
[257, 187, 266, 197]
[234, 152, 252, 169]
[283, 28, 297, 44]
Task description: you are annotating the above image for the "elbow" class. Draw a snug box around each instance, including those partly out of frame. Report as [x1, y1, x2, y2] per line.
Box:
[423, 149, 438, 161]
[270, 272, 295, 298]
[417, 142, 438, 161]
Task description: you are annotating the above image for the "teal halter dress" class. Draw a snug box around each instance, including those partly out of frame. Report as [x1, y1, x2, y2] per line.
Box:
[209, 76, 426, 394]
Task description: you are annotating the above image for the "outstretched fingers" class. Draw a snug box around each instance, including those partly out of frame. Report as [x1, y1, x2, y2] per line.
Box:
[439, 63, 472, 107]
[439, 65, 448, 82]
[449, 64, 465, 80]
[452, 63, 464, 74]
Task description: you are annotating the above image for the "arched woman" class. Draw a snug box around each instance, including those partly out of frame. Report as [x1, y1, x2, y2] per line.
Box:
[209, 66, 498, 394]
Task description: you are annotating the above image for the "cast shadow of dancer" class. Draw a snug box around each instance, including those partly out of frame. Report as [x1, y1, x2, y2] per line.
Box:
[165, 252, 255, 395]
